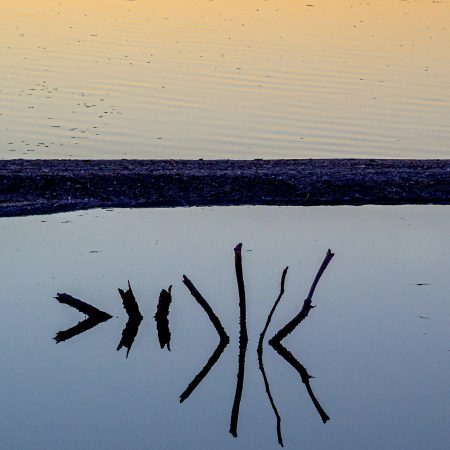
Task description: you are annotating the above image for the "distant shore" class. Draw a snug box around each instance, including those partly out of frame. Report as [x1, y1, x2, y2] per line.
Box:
[0, 159, 449, 217]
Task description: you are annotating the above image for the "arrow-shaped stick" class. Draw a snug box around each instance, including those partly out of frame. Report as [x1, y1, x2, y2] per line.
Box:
[180, 275, 229, 403]
[53, 293, 112, 343]
[117, 281, 143, 358]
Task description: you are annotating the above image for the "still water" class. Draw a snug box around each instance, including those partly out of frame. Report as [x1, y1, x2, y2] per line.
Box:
[0, 206, 449, 449]
[1, 0, 449, 159]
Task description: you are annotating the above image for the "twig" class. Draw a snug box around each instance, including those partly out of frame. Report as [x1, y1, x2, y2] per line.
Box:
[271, 249, 334, 343]
[53, 293, 112, 343]
[181, 275, 229, 402]
[270, 340, 330, 423]
[229, 243, 249, 438]
[154, 286, 173, 351]
[117, 281, 143, 358]
[257, 267, 289, 447]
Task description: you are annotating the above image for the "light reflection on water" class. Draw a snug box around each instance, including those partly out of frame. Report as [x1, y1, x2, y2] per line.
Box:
[1, 0, 450, 159]
[0, 206, 449, 449]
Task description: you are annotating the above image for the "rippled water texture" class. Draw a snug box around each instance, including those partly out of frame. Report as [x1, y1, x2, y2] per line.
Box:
[1, 0, 449, 159]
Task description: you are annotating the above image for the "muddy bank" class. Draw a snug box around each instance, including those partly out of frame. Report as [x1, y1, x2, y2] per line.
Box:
[0, 159, 449, 217]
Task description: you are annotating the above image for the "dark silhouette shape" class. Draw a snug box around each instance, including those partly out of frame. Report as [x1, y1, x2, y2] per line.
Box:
[269, 249, 334, 424]
[271, 250, 335, 343]
[53, 293, 112, 343]
[269, 340, 330, 423]
[257, 267, 289, 447]
[180, 275, 229, 403]
[154, 285, 173, 351]
[117, 281, 143, 358]
[229, 243, 248, 438]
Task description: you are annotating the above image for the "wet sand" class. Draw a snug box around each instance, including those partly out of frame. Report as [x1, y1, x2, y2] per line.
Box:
[1, 159, 449, 217]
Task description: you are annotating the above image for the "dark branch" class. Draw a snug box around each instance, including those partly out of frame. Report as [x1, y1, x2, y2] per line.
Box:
[117, 281, 143, 358]
[53, 293, 112, 343]
[181, 275, 229, 402]
[182, 275, 228, 340]
[270, 340, 330, 423]
[154, 286, 173, 351]
[229, 243, 249, 438]
[257, 267, 289, 447]
[271, 250, 334, 343]
[180, 338, 229, 403]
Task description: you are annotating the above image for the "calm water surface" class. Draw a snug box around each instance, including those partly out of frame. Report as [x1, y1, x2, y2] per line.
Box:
[0, 206, 449, 449]
[1, 0, 449, 159]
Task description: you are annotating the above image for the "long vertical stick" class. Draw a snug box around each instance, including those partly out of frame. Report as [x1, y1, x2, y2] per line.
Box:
[229, 243, 248, 437]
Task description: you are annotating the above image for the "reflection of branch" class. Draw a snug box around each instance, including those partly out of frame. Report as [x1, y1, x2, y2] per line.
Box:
[269, 249, 334, 424]
[180, 338, 229, 403]
[155, 286, 173, 351]
[53, 293, 112, 343]
[117, 281, 143, 358]
[181, 275, 229, 402]
[257, 267, 288, 447]
[229, 243, 248, 438]
[271, 250, 334, 343]
[270, 340, 330, 423]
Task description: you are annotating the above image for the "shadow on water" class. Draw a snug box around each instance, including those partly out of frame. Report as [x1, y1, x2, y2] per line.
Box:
[154, 285, 173, 351]
[117, 281, 143, 358]
[53, 293, 112, 343]
[180, 275, 230, 403]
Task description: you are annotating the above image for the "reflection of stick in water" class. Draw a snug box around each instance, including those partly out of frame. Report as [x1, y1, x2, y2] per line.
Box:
[154, 286, 173, 351]
[53, 293, 112, 343]
[257, 267, 289, 447]
[117, 281, 143, 358]
[229, 243, 248, 438]
[180, 275, 229, 403]
[269, 249, 334, 424]
[270, 340, 330, 423]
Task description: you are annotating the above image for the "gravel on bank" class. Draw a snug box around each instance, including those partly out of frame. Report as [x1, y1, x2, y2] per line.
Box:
[0, 159, 449, 217]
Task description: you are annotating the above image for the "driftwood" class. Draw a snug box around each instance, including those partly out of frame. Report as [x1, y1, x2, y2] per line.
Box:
[257, 267, 289, 447]
[269, 249, 334, 424]
[116, 281, 143, 358]
[53, 293, 112, 343]
[154, 286, 173, 351]
[270, 250, 334, 343]
[229, 243, 249, 438]
[180, 275, 229, 402]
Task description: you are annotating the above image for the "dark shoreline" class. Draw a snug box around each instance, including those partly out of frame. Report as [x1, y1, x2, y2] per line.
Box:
[1, 159, 449, 217]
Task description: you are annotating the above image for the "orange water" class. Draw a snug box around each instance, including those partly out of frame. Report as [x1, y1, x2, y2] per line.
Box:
[1, 0, 449, 158]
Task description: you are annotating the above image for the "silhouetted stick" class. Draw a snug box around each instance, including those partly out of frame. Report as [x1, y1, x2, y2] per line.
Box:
[270, 340, 330, 423]
[154, 286, 173, 351]
[180, 338, 229, 403]
[269, 249, 334, 424]
[53, 293, 112, 343]
[54, 293, 112, 318]
[257, 267, 288, 447]
[117, 281, 143, 358]
[182, 275, 228, 340]
[181, 275, 229, 402]
[271, 250, 334, 343]
[229, 243, 249, 438]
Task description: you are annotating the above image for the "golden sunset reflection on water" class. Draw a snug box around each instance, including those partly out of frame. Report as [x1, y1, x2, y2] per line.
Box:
[1, 0, 449, 158]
